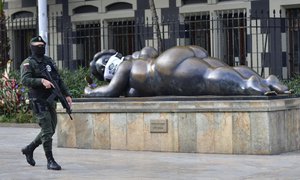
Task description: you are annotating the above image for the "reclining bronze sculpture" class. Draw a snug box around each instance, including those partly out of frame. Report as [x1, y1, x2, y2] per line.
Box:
[84, 45, 289, 97]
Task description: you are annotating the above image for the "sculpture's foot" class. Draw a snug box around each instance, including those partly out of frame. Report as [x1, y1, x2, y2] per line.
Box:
[281, 89, 294, 95]
[247, 76, 271, 95]
[264, 91, 277, 96]
[265, 75, 289, 94]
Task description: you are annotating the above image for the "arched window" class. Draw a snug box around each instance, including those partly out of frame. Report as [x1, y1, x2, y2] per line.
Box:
[11, 11, 33, 19]
[73, 5, 98, 14]
[106, 2, 132, 12]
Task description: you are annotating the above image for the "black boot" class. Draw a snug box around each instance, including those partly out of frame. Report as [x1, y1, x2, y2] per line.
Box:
[45, 151, 61, 170]
[21, 142, 40, 166]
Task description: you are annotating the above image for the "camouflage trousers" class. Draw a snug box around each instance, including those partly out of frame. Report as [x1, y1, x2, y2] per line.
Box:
[32, 100, 57, 152]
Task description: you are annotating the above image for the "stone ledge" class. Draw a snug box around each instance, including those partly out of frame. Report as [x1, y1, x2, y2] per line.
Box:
[57, 96, 300, 155]
[58, 96, 300, 113]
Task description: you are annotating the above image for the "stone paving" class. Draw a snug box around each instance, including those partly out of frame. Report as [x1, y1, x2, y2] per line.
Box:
[1, 124, 300, 180]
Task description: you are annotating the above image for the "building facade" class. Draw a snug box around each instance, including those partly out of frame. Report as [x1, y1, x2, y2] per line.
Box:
[2, 0, 300, 79]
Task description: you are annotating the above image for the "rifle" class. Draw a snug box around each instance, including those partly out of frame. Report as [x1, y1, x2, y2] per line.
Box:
[42, 66, 73, 120]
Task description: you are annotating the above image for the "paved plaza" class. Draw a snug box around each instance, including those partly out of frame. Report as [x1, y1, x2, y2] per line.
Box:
[1, 124, 300, 180]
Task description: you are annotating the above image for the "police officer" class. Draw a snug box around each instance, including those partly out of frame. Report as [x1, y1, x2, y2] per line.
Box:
[20, 36, 72, 170]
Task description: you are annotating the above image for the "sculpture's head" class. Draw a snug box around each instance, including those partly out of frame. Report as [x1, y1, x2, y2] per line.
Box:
[90, 49, 123, 81]
[89, 47, 157, 82]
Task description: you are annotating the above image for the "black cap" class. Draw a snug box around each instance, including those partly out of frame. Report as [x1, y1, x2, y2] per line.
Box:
[30, 36, 46, 44]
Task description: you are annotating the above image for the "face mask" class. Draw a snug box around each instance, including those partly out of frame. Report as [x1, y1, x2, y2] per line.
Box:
[103, 54, 124, 81]
[31, 45, 45, 57]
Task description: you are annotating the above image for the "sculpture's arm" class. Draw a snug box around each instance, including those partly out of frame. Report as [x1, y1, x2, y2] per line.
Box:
[84, 61, 132, 97]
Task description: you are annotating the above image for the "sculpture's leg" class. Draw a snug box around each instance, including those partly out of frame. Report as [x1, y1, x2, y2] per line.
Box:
[206, 67, 271, 95]
[233, 66, 263, 79]
[234, 66, 290, 94]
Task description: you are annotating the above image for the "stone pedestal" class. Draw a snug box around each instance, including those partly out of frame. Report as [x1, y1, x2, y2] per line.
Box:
[56, 96, 300, 154]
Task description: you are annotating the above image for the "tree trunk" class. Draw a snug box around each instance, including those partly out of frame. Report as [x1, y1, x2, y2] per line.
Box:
[149, 0, 162, 53]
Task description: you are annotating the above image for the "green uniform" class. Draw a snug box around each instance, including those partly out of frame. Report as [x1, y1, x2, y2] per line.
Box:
[20, 55, 71, 152]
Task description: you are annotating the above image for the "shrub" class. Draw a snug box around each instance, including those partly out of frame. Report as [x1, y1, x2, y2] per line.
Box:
[59, 67, 106, 98]
[0, 112, 36, 123]
[283, 75, 300, 95]
[1, 67, 105, 123]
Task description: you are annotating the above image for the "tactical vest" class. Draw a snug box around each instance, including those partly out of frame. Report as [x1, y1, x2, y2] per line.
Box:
[27, 56, 60, 100]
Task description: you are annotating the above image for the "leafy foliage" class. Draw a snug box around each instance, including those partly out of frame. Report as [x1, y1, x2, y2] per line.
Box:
[1, 67, 107, 123]
[283, 75, 300, 95]
[0, 112, 36, 123]
[59, 67, 106, 98]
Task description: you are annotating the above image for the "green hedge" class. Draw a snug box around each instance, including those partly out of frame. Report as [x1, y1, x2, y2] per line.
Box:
[283, 75, 300, 95]
[8, 67, 106, 98]
[0, 113, 36, 123]
[0, 67, 106, 123]
[59, 67, 106, 98]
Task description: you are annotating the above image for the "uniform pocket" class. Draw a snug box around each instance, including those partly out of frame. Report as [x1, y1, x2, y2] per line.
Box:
[32, 101, 49, 114]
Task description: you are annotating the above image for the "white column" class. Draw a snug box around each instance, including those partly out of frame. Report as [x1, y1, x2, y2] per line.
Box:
[38, 0, 48, 55]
